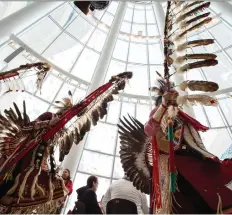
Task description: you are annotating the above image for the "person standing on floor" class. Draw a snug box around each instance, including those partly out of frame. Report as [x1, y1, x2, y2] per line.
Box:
[76, 175, 103, 214]
[102, 175, 149, 214]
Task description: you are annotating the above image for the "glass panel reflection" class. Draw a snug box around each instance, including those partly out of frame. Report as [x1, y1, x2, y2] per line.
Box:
[200, 128, 232, 158]
[113, 157, 124, 179]
[71, 48, 99, 81]
[43, 33, 83, 71]
[136, 104, 150, 124]
[85, 122, 118, 154]
[79, 150, 114, 177]
[107, 101, 121, 124]
[125, 64, 148, 96]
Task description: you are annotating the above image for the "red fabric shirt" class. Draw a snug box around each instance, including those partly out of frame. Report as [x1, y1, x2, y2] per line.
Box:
[65, 180, 73, 195]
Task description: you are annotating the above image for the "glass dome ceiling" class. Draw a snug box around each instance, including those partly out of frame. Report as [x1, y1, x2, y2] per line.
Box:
[1, 1, 232, 211]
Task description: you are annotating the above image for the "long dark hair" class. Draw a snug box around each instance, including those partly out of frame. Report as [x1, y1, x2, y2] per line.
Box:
[64, 168, 71, 180]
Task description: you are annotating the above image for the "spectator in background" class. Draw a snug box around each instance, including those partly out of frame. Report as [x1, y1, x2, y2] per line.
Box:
[102, 175, 149, 214]
[57, 169, 73, 214]
[62, 169, 73, 195]
[76, 175, 102, 214]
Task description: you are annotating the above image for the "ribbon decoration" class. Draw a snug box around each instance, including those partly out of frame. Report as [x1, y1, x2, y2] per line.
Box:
[152, 136, 162, 210]
[168, 119, 176, 192]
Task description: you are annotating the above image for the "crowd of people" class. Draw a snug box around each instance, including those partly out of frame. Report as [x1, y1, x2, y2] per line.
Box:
[60, 169, 148, 214]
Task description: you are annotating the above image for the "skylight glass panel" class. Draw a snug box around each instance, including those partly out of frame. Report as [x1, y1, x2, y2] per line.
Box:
[124, 64, 148, 96]
[104, 60, 126, 83]
[0, 92, 49, 121]
[209, 22, 232, 49]
[202, 53, 232, 90]
[124, 7, 133, 22]
[147, 24, 158, 36]
[22, 71, 40, 93]
[148, 44, 163, 64]
[203, 106, 225, 128]
[106, 101, 121, 124]
[87, 29, 107, 52]
[20, 17, 62, 54]
[71, 48, 99, 82]
[192, 105, 209, 127]
[149, 65, 164, 86]
[0, 2, 28, 21]
[133, 9, 145, 23]
[113, 157, 124, 179]
[36, 74, 63, 102]
[120, 102, 135, 118]
[115, 136, 121, 156]
[134, 4, 145, 10]
[226, 46, 232, 58]
[113, 39, 129, 61]
[79, 150, 114, 177]
[66, 16, 94, 43]
[50, 3, 77, 28]
[219, 98, 232, 126]
[43, 32, 83, 71]
[53, 82, 75, 102]
[131, 23, 146, 36]
[101, 12, 114, 27]
[72, 87, 86, 104]
[145, 5, 152, 10]
[0, 45, 15, 63]
[136, 104, 150, 124]
[85, 122, 118, 154]
[128, 43, 147, 64]
[120, 21, 132, 33]
[92, 9, 105, 20]
[201, 128, 232, 157]
[146, 9, 156, 24]
[107, 1, 119, 15]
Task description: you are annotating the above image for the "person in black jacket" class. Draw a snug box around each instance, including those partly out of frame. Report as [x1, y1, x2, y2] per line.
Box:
[76, 175, 102, 214]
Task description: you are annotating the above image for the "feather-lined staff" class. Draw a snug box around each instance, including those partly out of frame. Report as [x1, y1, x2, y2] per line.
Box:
[118, 1, 225, 214]
[0, 62, 51, 96]
[0, 71, 132, 214]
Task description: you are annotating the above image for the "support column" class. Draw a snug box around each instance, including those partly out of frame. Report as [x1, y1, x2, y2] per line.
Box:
[210, 1, 232, 26]
[87, 1, 127, 93]
[62, 2, 127, 176]
[0, 2, 64, 46]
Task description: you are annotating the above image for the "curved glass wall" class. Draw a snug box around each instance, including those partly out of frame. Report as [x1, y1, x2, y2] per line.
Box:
[1, 1, 232, 211]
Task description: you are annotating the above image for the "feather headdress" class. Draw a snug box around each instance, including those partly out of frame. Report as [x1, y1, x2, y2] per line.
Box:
[54, 90, 73, 113]
[149, 71, 175, 105]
